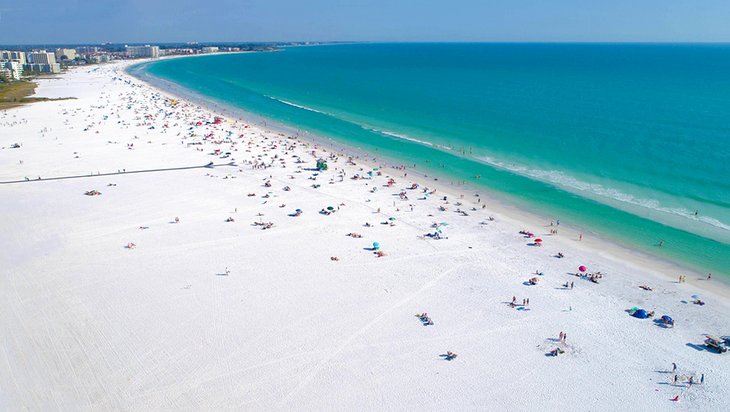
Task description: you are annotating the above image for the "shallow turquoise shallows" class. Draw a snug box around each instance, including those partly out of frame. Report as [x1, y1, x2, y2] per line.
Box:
[133, 43, 730, 276]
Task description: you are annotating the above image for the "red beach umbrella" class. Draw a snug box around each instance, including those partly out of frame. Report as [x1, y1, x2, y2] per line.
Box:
[534, 238, 543, 243]
[579, 265, 587, 272]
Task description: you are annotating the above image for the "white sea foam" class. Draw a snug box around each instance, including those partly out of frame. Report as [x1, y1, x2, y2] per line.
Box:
[476, 156, 730, 234]
[267, 96, 328, 114]
[364, 127, 463, 153]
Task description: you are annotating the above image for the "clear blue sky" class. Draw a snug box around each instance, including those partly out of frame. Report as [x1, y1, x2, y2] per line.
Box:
[1, 0, 729, 44]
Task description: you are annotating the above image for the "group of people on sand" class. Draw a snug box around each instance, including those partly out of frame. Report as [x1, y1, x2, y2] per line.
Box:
[415, 313, 434, 326]
[253, 221, 274, 230]
[576, 271, 603, 283]
[671, 363, 705, 393]
[510, 296, 530, 308]
[548, 332, 569, 356]
[441, 351, 458, 361]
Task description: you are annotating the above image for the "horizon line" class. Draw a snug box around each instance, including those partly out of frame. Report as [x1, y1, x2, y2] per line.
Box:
[3, 40, 730, 47]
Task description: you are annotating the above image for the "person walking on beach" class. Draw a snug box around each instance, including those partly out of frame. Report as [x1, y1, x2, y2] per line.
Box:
[707, 273, 712, 280]
[579, 234, 583, 241]
[672, 362, 677, 373]
[673, 375, 678, 385]
[700, 374, 704, 384]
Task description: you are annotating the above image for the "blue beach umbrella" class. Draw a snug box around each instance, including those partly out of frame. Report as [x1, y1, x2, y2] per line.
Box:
[373, 242, 380, 250]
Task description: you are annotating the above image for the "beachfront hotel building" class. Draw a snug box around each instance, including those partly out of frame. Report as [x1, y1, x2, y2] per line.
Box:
[0, 60, 23, 80]
[126, 45, 160, 58]
[201, 46, 219, 53]
[76, 46, 101, 54]
[28, 52, 57, 65]
[0, 50, 27, 65]
[23, 63, 62, 74]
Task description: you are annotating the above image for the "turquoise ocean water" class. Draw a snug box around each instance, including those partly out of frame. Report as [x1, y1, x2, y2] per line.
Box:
[131, 44, 730, 275]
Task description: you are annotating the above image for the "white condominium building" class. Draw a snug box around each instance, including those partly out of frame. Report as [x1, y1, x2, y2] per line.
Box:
[126, 45, 160, 58]
[0, 60, 23, 80]
[28, 52, 57, 65]
[0, 50, 27, 65]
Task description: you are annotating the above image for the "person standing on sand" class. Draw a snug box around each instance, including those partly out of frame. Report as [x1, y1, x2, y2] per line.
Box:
[672, 362, 677, 373]
[707, 273, 712, 280]
[579, 234, 583, 241]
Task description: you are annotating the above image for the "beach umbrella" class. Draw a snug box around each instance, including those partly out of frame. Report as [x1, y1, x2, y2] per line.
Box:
[373, 242, 380, 250]
[691, 294, 700, 299]
[578, 265, 587, 272]
[327, 206, 335, 211]
[389, 217, 396, 221]
[295, 209, 302, 213]
[534, 238, 543, 243]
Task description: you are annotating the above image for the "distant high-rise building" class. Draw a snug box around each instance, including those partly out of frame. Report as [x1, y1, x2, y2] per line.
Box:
[0, 50, 27, 65]
[29, 52, 57, 65]
[125, 45, 160, 58]
[86, 54, 111, 63]
[55, 48, 77, 61]
[0, 60, 23, 80]
[76, 46, 101, 54]
[23, 53, 61, 74]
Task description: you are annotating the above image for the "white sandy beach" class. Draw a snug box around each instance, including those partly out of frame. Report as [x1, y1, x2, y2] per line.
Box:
[1, 61, 729, 410]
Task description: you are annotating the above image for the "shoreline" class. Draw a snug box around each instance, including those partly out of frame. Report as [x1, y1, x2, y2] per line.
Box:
[126, 58, 729, 299]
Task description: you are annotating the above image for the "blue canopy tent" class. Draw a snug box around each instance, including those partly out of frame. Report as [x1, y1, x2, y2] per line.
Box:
[632, 309, 649, 319]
